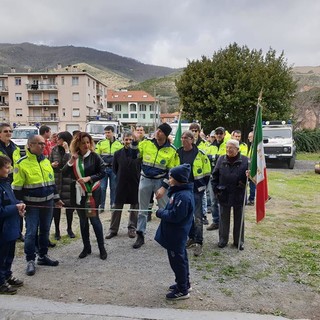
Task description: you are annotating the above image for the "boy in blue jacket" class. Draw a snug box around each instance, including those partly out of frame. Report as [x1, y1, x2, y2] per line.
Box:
[155, 163, 195, 300]
[0, 155, 26, 294]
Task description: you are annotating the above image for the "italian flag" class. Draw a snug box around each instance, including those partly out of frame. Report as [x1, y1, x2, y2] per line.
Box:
[250, 104, 268, 222]
[173, 113, 182, 149]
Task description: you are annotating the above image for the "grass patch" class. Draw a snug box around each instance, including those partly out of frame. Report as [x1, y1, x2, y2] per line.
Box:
[296, 152, 320, 161]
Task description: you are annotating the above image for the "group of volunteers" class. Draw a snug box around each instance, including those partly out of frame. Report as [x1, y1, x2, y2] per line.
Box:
[0, 120, 255, 301]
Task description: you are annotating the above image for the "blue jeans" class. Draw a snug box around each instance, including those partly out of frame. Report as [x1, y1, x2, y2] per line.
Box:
[136, 176, 168, 235]
[100, 167, 117, 209]
[167, 248, 190, 293]
[248, 180, 256, 202]
[24, 200, 53, 261]
[0, 240, 15, 285]
[188, 192, 204, 245]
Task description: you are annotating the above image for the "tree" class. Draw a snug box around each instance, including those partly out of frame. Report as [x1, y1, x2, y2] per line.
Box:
[175, 43, 297, 135]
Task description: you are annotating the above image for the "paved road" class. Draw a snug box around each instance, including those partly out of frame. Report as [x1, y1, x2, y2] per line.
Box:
[0, 295, 293, 320]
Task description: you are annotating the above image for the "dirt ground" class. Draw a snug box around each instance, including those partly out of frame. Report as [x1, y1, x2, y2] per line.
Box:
[10, 160, 320, 320]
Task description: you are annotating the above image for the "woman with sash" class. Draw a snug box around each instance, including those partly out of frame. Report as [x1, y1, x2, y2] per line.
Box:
[62, 132, 107, 260]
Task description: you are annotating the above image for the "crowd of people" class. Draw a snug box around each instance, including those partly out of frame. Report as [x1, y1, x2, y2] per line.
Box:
[0, 121, 255, 300]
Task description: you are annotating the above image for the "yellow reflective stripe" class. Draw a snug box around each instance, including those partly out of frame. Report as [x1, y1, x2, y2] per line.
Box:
[24, 194, 54, 202]
[12, 185, 23, 190]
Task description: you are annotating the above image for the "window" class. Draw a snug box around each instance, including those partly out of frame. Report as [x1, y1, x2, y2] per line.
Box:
[139, 104, 146, 112]
[117, 114, 121, 118]
[115, 104, 122, 112]
[62, 108, 66, 117]
[88, 78, 90, 86]
[150, 114, 155, 119]
[129, 103, 136, 112]
[15, 77, 21, 85]
[72, 92, 80, 101]
[130, 113, 138, 119]
[15, 93, 22, 101]
[88, 94, 91, 102]
[93, 81, 95, 89]
[72, 77, 79, 86]
[61, 77, 65, 85]
[150, 105, 154, 112]
[123, 114, 129, 118]
[139, 114, 146, 119]
[72, 108, 80, 117]
[16, 108, 23, 117]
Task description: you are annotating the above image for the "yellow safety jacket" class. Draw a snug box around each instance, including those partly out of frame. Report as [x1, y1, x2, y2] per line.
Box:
[12, 149, 59, 203]
[0, 141, 21, 175]
[132, 138, 179, 188]
[239, 142, 248, 156]
[95, 138, 123, 166]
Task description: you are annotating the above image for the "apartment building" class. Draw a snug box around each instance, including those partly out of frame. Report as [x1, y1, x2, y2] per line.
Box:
[0, 65, 108, 133]
[107, 89, 159, 129]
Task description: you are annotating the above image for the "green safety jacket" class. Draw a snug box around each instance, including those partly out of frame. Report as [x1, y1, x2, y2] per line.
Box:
[12, 148, 59, 203]
[95, 138, 123, 166]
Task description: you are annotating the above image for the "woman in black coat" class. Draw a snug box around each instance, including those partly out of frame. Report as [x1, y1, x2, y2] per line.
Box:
[211, 139, 248, 250]
[62, 132, 107, 260]
[49, 131, 75, 239]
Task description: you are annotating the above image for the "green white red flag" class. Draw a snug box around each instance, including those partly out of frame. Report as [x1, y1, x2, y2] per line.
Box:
[250, 103, 268, 222]
[173, 114, 182, 149]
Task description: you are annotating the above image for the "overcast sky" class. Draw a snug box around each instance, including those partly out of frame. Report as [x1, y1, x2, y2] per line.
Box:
[2, 0, 320, 68]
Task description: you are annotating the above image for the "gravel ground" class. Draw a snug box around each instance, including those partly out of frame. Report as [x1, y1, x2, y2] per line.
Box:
[10, 160, 319, 320]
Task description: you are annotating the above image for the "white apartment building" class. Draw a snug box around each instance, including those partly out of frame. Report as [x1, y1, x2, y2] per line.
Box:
[0, 65, 108, 133]
[107, 89, 159, 129]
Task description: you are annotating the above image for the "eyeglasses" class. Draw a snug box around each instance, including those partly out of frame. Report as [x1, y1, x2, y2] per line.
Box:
[215, 132, 224, 135]
[2, 130, 13, 133]
[191, 130, 198, 132]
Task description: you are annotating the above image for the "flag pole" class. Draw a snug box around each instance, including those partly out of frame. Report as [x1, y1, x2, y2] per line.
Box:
[237, 90, 263, 251]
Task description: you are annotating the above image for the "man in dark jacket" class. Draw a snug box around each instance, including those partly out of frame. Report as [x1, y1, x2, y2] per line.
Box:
[211, 139, 248, 250]
[105, 131, 140, 239]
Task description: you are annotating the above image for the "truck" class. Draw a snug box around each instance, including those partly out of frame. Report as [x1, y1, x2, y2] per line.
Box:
[169, 122, 194, 138]
[85, 120, 123, 142]
[11, 126, 40, 156]
[262, 121, 296, 169]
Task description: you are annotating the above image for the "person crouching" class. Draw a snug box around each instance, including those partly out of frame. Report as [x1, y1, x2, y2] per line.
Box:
[154, 164, 195, 300]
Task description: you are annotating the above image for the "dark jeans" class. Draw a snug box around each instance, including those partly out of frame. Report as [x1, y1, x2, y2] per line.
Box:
[0, 240, 15, 285]
[53, 207, 74, 232]
[24, 200, 53, 261]
[167, 249, 190, 293]
[76, 197, 104, 250]
[188, 192, 203, 245]
[248, 180, 256, 202]
[100, 167, 116, 209]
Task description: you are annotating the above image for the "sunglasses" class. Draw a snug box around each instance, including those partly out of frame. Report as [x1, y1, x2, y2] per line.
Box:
[191, 129, 198, 132]
[2, 130, 13, 133]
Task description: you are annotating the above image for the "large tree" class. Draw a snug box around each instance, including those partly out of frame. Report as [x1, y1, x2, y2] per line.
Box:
[176, 43, 297, 135]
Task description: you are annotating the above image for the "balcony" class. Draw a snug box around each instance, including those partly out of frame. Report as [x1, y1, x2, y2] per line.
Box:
[27, 83, 58, 91]
[0, 86, 8, 92]
[27, 99, 59, 106]
[0, 102, 9, 107]
[96, 89, 103, 96]
[28, 116, 60, 123]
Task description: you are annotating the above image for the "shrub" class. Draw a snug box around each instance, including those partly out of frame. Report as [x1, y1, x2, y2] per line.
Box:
[294, 129, 320, 152]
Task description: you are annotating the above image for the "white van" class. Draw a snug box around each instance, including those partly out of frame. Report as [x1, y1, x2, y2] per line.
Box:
[11, 126, 40, 156]
[85, 120, 123, 142]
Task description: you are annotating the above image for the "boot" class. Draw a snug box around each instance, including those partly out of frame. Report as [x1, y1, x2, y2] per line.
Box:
[78, 246, 92, 259]
[132, 232, 145, 249]
[99, 246, 108, 260]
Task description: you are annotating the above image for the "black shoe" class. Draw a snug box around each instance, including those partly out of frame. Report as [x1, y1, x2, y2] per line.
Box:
[202, 216, 209, 225]
[6, 276, 23, 287]
[247, 200, 254, 206]
[218, 242, 227, 248]
[0, 283, 17, 295]
[207, 223, 219, 231]
[99, 247, 108, 260]
[105, 232, 117, 239]
[186, 238, 196, 248]
[37, 255, 59, 266]
[79, 247, 92, 259]
[26, 260, 36, 276]
[147, 212, 152, 222]
[234, 243, 244, 250]
[48, 241, 56, 248]
[67, 229, 75, 238]
[132, 232, 144, 249]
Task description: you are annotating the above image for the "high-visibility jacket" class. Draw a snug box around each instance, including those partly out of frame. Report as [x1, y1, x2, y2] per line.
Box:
[0, 141, 21, 165]
[195, 137, 207, 153]
[95, 138, 123, 166]
[177, 145, 211, 193]
[239, 142, 248, 156]
[132, 138, 179, 188]
[12, 149, 59, 204]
